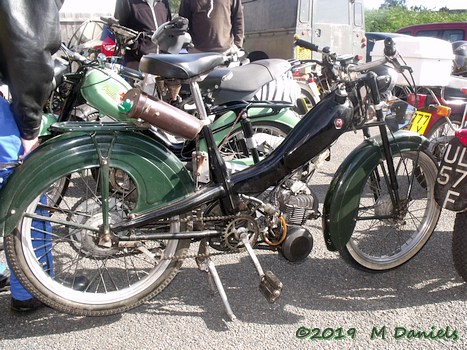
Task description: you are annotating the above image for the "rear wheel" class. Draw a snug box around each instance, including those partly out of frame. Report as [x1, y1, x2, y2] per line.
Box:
[218, 121, 291, 161]
[452, 211, 467, 281]
[425, 118, 460, 162]
[340, 149, 441, 271]
[5, 165, 189, 316]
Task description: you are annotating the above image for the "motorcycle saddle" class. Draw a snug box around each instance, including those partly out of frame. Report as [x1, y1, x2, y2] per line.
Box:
[218, 59, 292, 92]
[212, 59, 294, 105]
[139, 53, 225, 80]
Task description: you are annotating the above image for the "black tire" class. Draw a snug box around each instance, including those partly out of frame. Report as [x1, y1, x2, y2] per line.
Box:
[340, 149, 441, 271]
[392, 85, 412, 101]
[218, 121, 292, 161]
[425, 118, 461, 162]
[452, 211, 467, 281]
[4, 165, 190, 316]
[298, 84, 319, 113]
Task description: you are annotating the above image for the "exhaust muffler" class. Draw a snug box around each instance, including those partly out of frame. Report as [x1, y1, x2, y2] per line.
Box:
[119, 88, 205, 140]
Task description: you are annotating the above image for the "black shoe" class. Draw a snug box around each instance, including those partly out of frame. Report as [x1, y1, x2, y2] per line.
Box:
[11, 297, 44, 313]
[9, 276, 89, 313]
[0, 272, 10, 291]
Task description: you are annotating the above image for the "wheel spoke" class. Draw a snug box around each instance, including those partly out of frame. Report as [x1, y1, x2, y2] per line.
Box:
[6, 165, 189, 315]
[343, 150, 440, 270]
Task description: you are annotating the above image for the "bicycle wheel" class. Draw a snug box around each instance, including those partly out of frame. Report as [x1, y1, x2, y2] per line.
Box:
[4, 165, 190, 316]
[218, 121, 291, 161]
[452, 211, 467, 281]
[340, 149, 440, 271]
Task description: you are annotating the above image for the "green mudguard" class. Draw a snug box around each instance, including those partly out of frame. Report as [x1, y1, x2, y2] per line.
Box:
[322, 131, 431, 251]
[0, 127, 194, 236]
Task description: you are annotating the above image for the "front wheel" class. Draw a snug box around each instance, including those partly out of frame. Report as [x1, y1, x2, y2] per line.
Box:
[4, 165, 190, 316]
[452, 211, 467, 281]
[340, 149, 441, 271]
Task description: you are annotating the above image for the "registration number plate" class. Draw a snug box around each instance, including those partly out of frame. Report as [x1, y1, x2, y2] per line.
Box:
[408, 111, 431, 135]
[435, 136, 467, 211]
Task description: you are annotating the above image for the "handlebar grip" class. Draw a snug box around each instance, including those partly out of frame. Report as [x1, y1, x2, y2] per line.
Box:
[383, 37, 396, 57]
[294, 39, 320, 53]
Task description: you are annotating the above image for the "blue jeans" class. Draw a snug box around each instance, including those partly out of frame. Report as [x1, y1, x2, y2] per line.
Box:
[1, 96, 53, 300]
[7, 195, 53, 301]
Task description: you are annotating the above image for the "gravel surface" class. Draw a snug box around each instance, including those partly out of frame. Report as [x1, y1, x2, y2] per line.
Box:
[0, 130, 465, 350]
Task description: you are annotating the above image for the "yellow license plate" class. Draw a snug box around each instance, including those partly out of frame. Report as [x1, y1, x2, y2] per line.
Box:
[295, 46, 312, 60]
[409, 111, 432, 135]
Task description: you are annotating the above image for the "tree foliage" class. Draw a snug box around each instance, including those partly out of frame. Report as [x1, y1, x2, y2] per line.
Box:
[380, 0, 407, 10]
[366, 7, 467, 33]
[168, 0, 181, 14]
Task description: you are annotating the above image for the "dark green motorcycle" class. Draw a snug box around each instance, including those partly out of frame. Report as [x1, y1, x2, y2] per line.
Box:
[0, 38, 440, 319]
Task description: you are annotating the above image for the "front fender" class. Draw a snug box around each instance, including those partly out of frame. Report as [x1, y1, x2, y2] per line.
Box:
[200, 107, 300, 152]
[0, 129, 193, 236]
[322, 130, 431, 251]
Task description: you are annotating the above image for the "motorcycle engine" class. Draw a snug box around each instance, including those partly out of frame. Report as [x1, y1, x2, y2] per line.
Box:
[276, 180, 319, 225]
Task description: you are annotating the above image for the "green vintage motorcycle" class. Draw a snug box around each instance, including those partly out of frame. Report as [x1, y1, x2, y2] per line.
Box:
[48, 42, 302, 163]
[0, 38, 440, 319]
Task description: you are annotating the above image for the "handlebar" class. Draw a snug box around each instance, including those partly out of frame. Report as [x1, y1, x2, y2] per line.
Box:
[99, 16, 151, 50]
[293, 39, 320, 53]
[60, 43, 89, 64]
[294, 37, 409, 78]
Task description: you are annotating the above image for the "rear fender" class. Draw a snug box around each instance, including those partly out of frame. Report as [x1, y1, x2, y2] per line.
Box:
[38, 113, 58, 137]
[0, 130, 193, 236]
[322, 131, 431, 251]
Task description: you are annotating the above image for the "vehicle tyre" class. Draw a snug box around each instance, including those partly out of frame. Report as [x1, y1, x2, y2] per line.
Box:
[425, 118, 461, 162]
[340, 149, 441, 271]
[452, 211, 467, 281]
[4, 164, 190, 316]
[218, 121, 292, 161]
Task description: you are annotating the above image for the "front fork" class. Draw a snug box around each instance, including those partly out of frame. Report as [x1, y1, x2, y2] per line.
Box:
[367, 72, 401, 206]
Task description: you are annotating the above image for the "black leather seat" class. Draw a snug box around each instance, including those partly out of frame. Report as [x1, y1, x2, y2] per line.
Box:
[139, 53, 225, 79]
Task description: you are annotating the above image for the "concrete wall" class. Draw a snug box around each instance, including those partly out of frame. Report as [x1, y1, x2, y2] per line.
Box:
[59, 11, 113, 44]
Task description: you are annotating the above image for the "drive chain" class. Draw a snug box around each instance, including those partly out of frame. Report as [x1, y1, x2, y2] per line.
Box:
[158, 213, 243, 261]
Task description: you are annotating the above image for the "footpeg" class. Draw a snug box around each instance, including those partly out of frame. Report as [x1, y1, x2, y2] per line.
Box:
[240, 232, 283, 303]
[259, 270, 283, 303]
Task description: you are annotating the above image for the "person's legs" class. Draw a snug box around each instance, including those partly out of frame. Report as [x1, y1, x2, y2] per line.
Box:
[0, 98, 47, 312]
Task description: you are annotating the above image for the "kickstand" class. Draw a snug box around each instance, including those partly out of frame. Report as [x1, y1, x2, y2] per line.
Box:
[196, 239, 237, 321]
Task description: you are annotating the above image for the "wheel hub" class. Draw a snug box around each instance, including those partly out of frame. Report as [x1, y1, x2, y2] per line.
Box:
[374, 194, 408, 226]
[69, 198, 126, 257]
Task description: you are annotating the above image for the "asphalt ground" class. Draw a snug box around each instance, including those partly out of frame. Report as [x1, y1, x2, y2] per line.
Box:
[0, 130, 465, 350]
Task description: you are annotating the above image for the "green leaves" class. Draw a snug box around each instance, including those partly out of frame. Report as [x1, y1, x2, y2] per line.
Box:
[365, 7, 467, 32]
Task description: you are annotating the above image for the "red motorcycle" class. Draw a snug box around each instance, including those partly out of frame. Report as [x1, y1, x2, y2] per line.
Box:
[400, 77, 467, 160]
